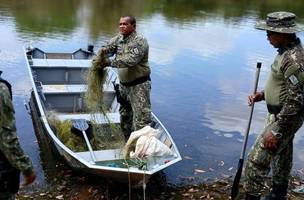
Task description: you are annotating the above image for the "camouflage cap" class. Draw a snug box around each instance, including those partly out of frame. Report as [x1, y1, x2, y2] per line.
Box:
[255, 11, 304, 33]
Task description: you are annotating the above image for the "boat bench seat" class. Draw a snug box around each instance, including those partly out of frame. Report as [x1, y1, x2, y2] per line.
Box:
[40, 84, 116, 113]
[31, 59, 117, 85]
[56, 113, 120, 124]
[31, 58, 92, 68]
[42, 84, 114, 94]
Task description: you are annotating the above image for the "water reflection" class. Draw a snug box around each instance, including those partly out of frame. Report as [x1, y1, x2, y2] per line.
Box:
[0, 0, 304, 187]
[1, 0, 303, 40]
[144, 16, 242, 66]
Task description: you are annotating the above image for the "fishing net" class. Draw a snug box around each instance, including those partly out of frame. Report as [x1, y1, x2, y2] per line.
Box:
[46, 49, 125, 151]
[48, 111, 148, 168]
[47, 112, 88, 152]
[91, 121, 125, 150]
[85, 49, 108, 112]
[96, 157, 147, 170]
[81, 50, 147, 169]
[47, 111, 124, 151]
[84, 49, 125, 149]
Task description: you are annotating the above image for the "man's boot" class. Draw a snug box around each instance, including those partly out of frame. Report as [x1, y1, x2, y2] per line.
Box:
[245, 193, 261, 200]
[263, 183, 288, 200]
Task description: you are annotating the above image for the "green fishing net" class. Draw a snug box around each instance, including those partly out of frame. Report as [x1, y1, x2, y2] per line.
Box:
[85, 49, 108, 112]
[46, 50, 125, 152]
[47, 112, 87, 152]
[84, 49, 125, 149]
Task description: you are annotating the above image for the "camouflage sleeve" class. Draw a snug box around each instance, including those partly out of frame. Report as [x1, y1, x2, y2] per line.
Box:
[0, 83, 33, 174]
[112, 36, 148, 68]
[102, 35, 119, 57]
[271, 61, 304, 135]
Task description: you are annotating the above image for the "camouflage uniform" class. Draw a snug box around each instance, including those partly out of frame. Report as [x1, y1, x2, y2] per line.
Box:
[244, 15, 304, 196]
[102, 31, 152, 138]
[0, 81, 34, 200]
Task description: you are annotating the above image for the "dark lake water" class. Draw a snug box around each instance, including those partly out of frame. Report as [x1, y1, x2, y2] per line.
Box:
[1, 0, 304, 189]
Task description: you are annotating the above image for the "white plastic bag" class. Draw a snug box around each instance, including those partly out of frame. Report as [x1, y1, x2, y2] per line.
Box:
[123, 126, 174, 159]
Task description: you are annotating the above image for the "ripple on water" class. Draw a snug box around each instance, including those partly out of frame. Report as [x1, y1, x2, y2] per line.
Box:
[223, 133, 233, 138]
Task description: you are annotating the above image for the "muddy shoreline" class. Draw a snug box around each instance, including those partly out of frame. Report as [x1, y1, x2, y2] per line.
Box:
[20, 95, 304, 199]
[17, 162, 304, 200]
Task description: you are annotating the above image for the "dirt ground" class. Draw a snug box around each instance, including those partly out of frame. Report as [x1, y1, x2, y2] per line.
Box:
[16, 164, 304, 200]
[24, 96, 304, 199]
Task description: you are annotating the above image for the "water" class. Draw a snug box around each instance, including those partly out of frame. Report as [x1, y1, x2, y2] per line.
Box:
[1, 0, 304, 188]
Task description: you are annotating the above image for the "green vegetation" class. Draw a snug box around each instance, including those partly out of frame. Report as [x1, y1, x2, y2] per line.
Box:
[47, 112, 125, 151]
[47, 112, 88, 152]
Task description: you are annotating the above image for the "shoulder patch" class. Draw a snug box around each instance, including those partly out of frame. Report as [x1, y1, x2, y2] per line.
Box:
[283, 64, 300, 79]
[289, 74, 299, 85]
[132, 47, 139, 55]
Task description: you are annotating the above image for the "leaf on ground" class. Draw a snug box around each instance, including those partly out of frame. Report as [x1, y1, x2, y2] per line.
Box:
[57, 185, 65, 191]
[188, 188, 199, 193]
[56, 195, 64, 200]
[182, 193, 190, 197]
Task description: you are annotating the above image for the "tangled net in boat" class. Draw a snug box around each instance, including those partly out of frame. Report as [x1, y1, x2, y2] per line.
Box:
[47, 112, 125, 151]
[47, 112, 88, 152]
[91, 121, 125, 150]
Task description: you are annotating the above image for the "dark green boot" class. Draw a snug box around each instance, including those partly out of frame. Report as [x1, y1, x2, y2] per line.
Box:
[245, 193, 261, 200]
[263, 183, 288, 200]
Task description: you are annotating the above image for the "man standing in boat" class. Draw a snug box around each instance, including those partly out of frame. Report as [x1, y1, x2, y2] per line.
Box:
[244, 12, 304, 200]
[98, 15, 152, 140]
[0, 71, 36, 199]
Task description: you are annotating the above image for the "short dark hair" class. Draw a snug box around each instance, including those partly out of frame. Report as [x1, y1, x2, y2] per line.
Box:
[121, 15, 136, 26]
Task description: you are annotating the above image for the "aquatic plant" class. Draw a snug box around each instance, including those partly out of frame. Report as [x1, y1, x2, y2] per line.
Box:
[47, 111, 124, 151]
[47, 112, 87, 152]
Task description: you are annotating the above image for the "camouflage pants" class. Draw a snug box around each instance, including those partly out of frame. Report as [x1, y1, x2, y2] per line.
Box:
[244, 113, 303, 196]
[0, 193, 15, 200]
[119, 81, 152, 138]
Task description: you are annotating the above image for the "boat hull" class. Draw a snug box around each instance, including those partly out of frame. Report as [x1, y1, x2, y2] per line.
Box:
[25, 46, 181, 186]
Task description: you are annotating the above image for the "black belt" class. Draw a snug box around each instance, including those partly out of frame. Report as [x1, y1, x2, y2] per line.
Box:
[267, 105, 282, 115]
[120, 75, 151, 87]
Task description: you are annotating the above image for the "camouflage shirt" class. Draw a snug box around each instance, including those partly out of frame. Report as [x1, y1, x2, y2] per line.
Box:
[264, 38, 304, 135]
[0, 82, 33, 175]
[103, 31, 150, 83]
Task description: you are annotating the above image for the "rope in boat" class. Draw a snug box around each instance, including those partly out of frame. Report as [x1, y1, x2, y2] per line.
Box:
[143, 169, 146, 200]
[123, 157, 147, 200]
[126, 160, 131, 200]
